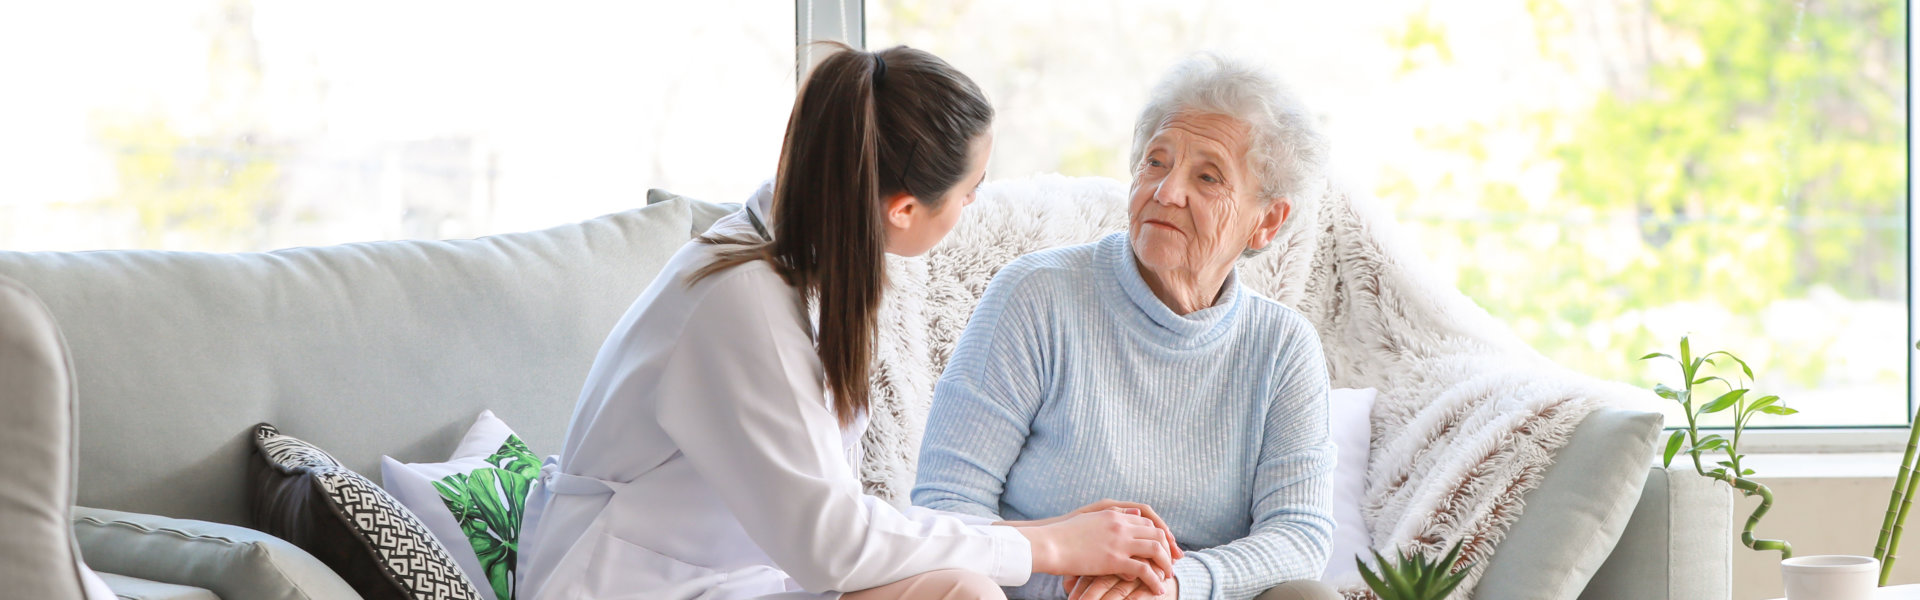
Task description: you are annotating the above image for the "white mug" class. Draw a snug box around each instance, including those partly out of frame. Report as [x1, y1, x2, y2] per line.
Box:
[1781, 555, 1880, 600]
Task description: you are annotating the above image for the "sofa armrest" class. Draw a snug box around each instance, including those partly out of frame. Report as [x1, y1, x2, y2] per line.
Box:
[1578, 468, 1735, 600]
[73, 506, 360, 600]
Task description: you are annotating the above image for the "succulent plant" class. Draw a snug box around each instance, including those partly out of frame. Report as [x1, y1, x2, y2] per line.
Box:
[1356, 538, 1472, 600]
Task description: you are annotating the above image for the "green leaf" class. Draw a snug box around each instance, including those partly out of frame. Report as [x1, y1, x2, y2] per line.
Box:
[1758, 405, 1798, 416]
[1432, 572, 1472, 599]
[1692, 376, 1726, 387]
[1357, 539, 1475, 600]
[1680, 336, 1692, 367]
[1662, 430, 1685, 467]
[1705, 351, 1756, 382]
[1382, 551, 1415, 592]
[1358, 556, 1390, 597]
[1700, 389, 1748, 415]
[1745, 395, 1780, 414]
[1641, 352, 1674, 361]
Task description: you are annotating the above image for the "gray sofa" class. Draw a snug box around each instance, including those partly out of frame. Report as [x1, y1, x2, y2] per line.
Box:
[0, 191, 1730, 599]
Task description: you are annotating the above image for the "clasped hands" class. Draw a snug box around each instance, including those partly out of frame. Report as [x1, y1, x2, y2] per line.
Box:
[1000, 500, 1184, 600]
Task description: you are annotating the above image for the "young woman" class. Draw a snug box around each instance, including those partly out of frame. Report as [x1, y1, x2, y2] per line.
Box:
[515, 45, 1180, 600]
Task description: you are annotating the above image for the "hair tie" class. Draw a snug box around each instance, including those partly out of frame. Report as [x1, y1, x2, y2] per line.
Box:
[872, 54, 887, 87]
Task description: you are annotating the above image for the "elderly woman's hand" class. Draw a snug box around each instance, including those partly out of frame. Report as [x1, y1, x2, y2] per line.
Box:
[1064, 573, 1177, 600]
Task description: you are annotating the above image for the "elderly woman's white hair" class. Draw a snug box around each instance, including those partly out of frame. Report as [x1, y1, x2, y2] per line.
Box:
[1129, 53, 1330, 234]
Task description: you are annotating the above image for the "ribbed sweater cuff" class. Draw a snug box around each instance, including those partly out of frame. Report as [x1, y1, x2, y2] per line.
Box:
[1173, 556, 1215, 600]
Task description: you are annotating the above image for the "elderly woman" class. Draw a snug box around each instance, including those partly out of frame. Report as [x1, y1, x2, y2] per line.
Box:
[912, 53, 1338, 600]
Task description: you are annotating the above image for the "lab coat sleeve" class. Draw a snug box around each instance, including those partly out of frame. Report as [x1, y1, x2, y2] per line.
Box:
[897, 504, 997, 527]
[653, 266, 1033, 593]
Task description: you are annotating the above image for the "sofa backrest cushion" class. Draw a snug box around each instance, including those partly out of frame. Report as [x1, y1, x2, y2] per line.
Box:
[0, 196, 707, 525]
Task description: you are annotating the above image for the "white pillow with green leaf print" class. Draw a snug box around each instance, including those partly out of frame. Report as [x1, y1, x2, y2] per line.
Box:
[381, 410, 539, 600]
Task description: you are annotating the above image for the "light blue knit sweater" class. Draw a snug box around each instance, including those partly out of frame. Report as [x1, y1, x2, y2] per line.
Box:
[913, 233, 1335, 600]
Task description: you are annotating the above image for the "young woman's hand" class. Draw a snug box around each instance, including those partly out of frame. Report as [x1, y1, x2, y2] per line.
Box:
[1017, 508, 1175, 596]
[997, 499, 1184, 560]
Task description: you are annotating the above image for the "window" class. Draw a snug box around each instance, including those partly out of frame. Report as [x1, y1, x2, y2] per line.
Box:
[870, 0, 1909, 429]
[5, 1, 1907, 431]
[0, 0, 794, 252]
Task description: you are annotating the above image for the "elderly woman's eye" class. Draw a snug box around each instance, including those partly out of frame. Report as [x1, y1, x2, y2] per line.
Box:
[1200, 174, 1220, 184]
[1146, 158, 1165, 169]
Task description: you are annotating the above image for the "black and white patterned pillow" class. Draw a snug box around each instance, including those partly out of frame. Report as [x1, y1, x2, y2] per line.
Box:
[250, 424, 484, 600]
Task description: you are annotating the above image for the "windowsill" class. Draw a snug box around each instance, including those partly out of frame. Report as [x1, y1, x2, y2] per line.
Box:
[1648, 429, 1914, 478]
[1647, 452, 1906, 478]
[1683, 427, 1911, 454]
[1741, 452, 1906, 479]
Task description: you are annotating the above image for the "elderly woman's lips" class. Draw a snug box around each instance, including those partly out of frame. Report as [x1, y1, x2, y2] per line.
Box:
[1144, 220, 1182, 232]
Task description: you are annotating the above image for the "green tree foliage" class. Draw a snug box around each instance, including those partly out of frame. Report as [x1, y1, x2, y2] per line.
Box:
[1387, 0, 1905, 395]
[87, 0, 281, 251]
[91, 117, 280, 250]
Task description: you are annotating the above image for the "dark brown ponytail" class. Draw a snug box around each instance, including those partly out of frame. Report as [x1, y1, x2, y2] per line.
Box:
[692, 43, 993, 426]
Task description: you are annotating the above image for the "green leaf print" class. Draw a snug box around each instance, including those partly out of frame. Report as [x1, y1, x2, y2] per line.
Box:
[435, 435, 539, 600]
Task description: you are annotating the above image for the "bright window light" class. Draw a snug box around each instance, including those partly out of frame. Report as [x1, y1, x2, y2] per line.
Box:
[0, 0, 795, 252]
[870, 0, 1909, 429]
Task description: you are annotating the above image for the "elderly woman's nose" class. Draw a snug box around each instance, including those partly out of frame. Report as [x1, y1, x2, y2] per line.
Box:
[1151, 177, 1188, 207]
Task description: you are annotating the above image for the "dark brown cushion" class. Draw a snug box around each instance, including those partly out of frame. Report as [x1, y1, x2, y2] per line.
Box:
[248, 424, 482, 600]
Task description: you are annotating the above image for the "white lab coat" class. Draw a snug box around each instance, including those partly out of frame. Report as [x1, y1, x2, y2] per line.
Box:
[516, 183, 1033, 600]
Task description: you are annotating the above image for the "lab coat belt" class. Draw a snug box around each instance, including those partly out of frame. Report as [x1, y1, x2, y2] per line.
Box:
[540, 459, 623, 496]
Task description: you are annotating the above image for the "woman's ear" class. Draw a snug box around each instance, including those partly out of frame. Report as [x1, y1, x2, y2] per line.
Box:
[885, 193, 919, 230]
[1246, 197, 1292, 251]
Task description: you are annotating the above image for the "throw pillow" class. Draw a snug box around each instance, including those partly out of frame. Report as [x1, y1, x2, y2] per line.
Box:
[381, 410, 539, 600]
[249, 423, 484, 600]
[1319, 387, 1377, 588]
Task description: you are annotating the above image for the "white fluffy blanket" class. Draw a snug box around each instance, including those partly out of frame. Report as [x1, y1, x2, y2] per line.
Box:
[857, 174, 1651, 598]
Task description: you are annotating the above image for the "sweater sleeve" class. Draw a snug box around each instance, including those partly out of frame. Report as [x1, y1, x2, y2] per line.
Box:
[912, 263, 1049, 521]
[1172, 330, 1337, 600]
[653, 266, 1032, 593]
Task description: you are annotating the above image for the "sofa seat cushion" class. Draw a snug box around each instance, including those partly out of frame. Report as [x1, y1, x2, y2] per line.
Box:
[95, 573, 219, 600]
[73, 506, 359, 600]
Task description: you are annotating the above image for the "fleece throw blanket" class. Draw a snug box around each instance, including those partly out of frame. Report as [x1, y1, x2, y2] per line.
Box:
[855, 173, 1648, 598]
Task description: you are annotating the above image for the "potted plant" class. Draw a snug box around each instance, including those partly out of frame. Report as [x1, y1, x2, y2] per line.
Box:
[1643, 335, 1794, 558]
[1356, 538, 1472, 600]
[1646, 336, 1879, 599]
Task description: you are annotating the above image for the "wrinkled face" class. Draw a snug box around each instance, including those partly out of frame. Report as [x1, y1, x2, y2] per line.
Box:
[1129, 112, 1287, 279]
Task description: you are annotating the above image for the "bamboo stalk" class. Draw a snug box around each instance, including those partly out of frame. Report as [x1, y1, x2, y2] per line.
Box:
[1887, 439, 1920, 586]
[1729, 476, 1792, 559]
[1877, 416, 1920, 578]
